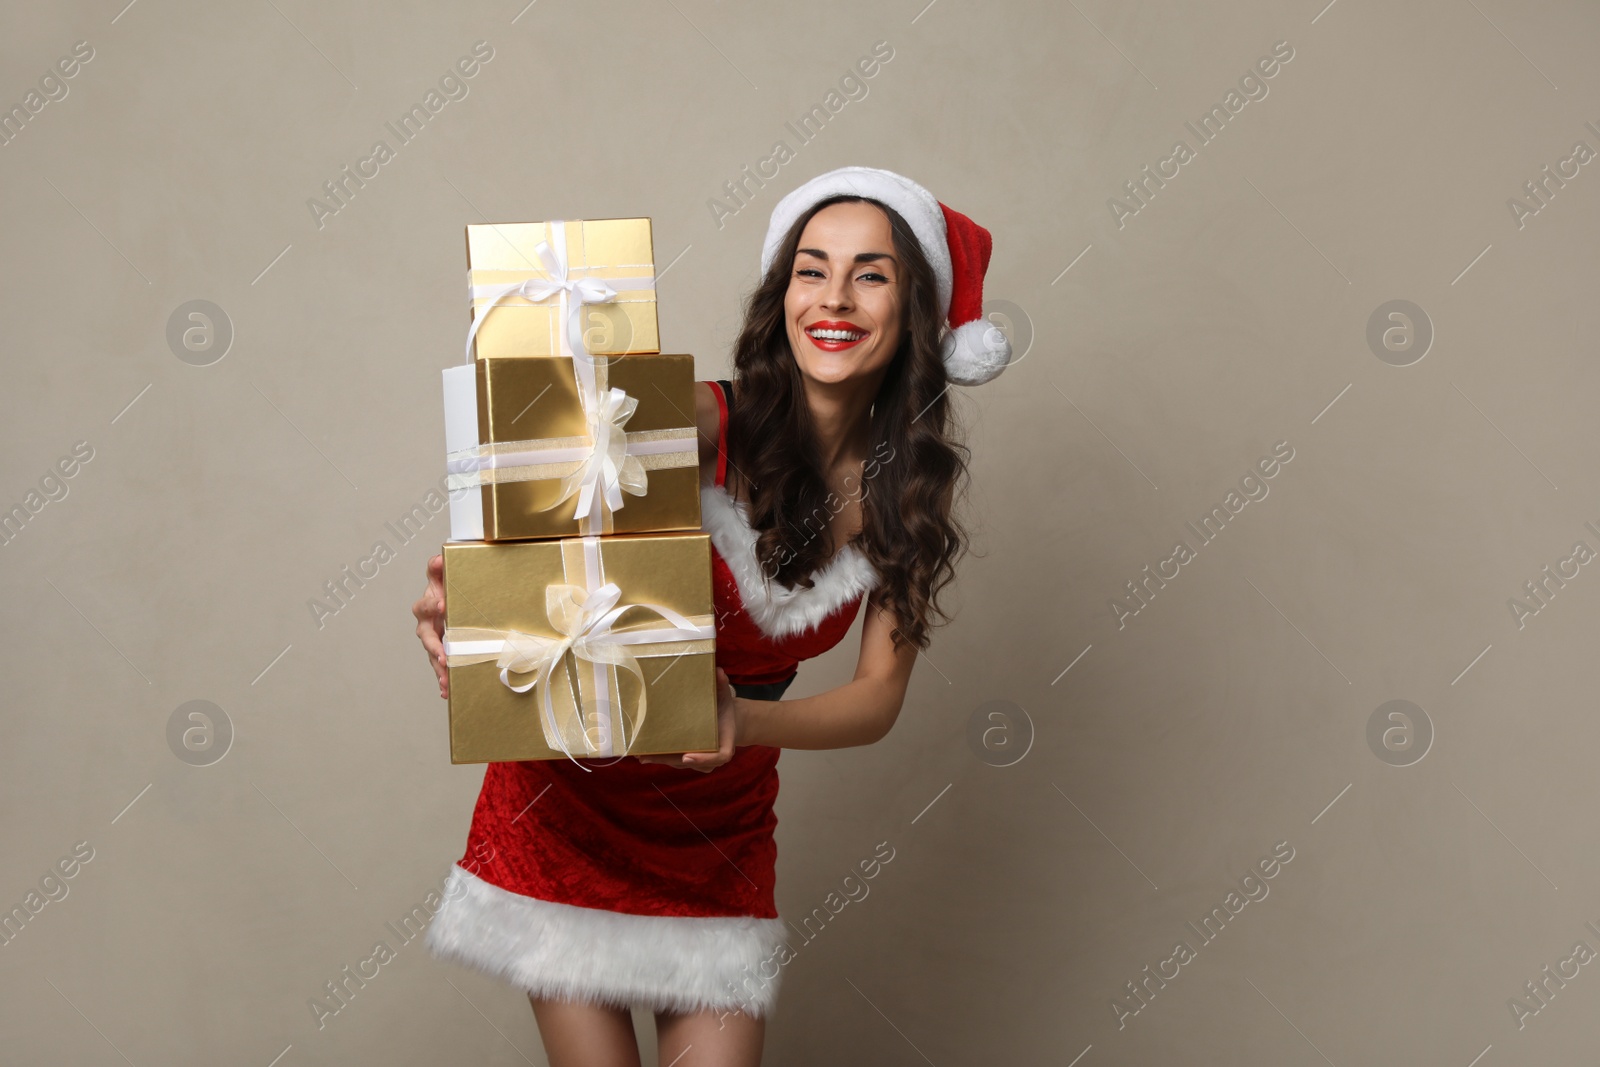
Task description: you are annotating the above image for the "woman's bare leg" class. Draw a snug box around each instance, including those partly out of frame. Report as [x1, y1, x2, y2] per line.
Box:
[653, 1005, 766, 1067]
[529, 995, 643, 1067]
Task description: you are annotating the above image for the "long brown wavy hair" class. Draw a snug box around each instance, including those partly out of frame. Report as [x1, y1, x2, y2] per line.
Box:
[725, 193, 974, 652]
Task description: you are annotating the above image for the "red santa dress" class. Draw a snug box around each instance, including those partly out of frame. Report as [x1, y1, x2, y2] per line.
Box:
[426, 379, 881, 1018]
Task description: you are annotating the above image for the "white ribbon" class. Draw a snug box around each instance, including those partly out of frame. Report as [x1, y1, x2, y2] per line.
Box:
[562, 387, 641, 525]
[462, 219, 656, 408]
[458, 220, 662, 532]
[445, 383, 695, 534]
[442, 539, 715, 770]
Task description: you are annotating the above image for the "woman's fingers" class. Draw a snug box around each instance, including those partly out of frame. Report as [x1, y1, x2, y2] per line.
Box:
[679, 667, 735, 770]
[426, 555, 446, 635]
[637, 751, 718, 772]
[418, 554, 450, 698]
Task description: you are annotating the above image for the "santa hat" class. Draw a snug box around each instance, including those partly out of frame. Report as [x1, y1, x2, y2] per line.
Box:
[759, 165, 1013, 387]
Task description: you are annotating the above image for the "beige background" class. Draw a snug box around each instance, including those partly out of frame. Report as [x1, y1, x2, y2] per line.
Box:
[4, 0, 1599, 1063]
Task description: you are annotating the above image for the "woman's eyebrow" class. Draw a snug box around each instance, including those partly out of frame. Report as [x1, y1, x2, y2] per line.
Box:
[796, 248, 898, 265]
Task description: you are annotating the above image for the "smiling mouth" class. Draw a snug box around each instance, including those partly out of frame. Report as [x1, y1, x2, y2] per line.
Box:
[805, 325, 869, 348]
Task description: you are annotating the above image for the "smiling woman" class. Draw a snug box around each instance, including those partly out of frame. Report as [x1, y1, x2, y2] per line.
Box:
[415, 165, 1013, 1066]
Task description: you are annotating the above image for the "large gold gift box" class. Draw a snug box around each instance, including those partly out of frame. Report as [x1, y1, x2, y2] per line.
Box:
[466, 218, 660, 360]
[442, 532, 719, 764]
[443, 353, 702, 541]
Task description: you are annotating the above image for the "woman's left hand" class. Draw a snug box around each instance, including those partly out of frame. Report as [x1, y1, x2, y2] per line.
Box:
[635, 668, 738, 772]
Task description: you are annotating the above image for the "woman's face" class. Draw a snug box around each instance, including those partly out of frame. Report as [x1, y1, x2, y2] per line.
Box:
[783, 200, 906, 391]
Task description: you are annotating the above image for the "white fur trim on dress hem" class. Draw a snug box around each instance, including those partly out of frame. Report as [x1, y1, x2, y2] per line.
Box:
[700, 483, 881, 641]
[425, 864, 791, 1019]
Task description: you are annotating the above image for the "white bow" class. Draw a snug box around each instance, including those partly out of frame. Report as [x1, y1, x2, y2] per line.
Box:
[546, 387, 650, 527]
[463, 234, 619, 366]
[442, 578, 714, 768]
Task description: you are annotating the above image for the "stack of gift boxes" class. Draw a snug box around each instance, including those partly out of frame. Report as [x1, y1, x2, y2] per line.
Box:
[438, 218, 720, 766]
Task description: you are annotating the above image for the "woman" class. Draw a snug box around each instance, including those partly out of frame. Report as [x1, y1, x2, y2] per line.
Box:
[412, 165, 1011, 1066]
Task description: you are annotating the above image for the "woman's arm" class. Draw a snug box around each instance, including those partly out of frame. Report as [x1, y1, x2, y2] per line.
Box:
[736, 593, 919, 750]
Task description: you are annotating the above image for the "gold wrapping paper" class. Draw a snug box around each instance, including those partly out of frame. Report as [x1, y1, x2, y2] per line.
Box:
[442, 533, 719, 764]
[448, 353, 702, 540]
[466, 218, 660, 359]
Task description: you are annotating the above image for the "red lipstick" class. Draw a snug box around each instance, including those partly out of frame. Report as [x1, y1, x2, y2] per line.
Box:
[803, 319, 870, 352]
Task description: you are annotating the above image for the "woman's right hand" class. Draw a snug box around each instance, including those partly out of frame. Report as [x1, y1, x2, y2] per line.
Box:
[413, 553, 448, 699]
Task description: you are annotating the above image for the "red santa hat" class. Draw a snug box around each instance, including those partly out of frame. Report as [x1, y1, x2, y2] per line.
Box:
[759, 165, 1013, 387]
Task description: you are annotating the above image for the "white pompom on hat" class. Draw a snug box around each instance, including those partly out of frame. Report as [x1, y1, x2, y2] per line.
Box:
[759, 165, 1013, 387]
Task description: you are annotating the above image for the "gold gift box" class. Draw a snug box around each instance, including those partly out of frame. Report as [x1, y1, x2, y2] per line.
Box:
[443, 353, 702, 541]
[466, 218, 660, 359]
[442, 533, 719, 764]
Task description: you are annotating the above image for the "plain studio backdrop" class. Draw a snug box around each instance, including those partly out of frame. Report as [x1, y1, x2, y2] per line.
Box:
[4, 0, 1600, 1063]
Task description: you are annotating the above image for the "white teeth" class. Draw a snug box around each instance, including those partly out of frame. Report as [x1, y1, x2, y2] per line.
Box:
[808, 328, 865, 341]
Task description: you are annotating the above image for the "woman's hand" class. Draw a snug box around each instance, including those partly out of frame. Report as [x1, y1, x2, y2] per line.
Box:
[413, 553, 449, 700]
[635, 668, 738, 772]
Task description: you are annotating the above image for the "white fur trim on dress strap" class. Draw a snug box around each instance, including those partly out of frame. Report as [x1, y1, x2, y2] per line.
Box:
[699, 484, 880, 641]
[425, 865, 790, 1019]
